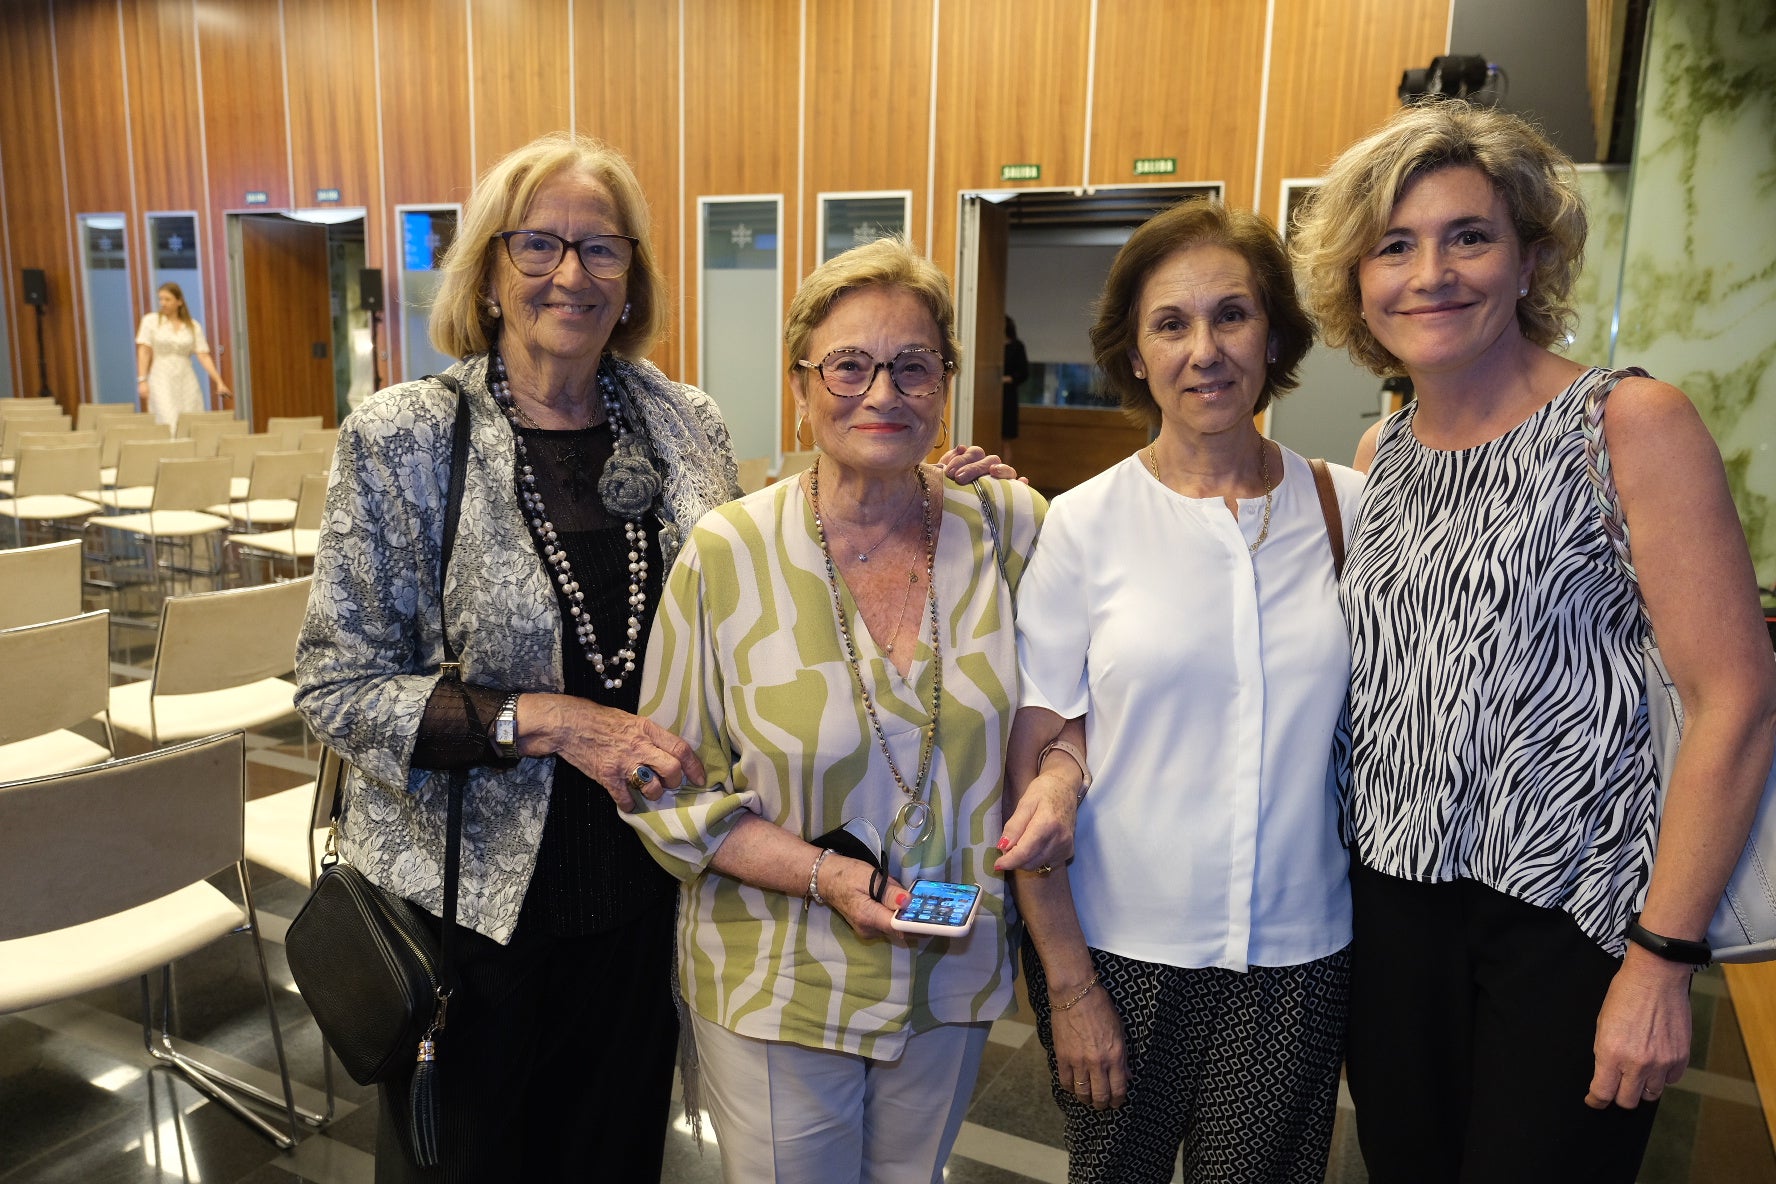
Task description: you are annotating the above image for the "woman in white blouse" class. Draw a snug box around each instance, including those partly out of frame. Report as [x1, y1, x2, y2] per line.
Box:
[135, 281, 231, 425]
[1008, 200, 1359, 1184]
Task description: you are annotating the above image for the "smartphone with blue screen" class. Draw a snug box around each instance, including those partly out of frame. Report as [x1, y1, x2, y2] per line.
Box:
[889, 879, 982, 937]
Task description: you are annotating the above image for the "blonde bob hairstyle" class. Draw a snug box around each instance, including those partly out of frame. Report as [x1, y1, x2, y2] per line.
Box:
[784, 236, 961, 381]
[429, 132, 667, 361]
[1091, 199, 1315, 431]
[1291, 100, 1587, 376]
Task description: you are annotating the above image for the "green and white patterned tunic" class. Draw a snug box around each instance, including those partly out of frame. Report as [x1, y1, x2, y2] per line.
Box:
[628, 474, 1045, 1058]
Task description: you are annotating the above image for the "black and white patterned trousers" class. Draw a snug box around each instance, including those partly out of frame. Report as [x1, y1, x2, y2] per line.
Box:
[1025, 937, 1350, 1184]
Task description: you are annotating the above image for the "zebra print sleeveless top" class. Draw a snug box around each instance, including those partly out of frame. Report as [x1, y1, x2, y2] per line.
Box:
[1340, 366, 1655, 956]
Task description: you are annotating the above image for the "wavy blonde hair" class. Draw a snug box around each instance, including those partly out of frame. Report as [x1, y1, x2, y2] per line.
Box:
[429, 132, 667, 361]
[1291, 100, 1587, 376]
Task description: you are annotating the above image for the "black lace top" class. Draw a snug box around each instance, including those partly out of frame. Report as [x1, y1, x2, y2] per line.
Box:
[412, 422, 673, 937]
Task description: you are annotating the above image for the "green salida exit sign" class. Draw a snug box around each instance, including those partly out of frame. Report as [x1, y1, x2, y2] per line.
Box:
[1000, 163, 1040, 182]
[1133, 157, 1177, 176]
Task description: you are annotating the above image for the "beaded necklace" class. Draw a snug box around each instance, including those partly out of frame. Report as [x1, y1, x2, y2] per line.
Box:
[489, 351, 648, 690]
[808, 459, 943, 849]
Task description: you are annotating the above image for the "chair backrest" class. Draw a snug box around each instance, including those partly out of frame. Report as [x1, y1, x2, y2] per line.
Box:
[99, 419, 170, 466]
[297, 429, 339, 464]
[0, 540, 83, 630]
[1, 415, 71, 457]
[217, 433, 286, 479]
[76, 402, 141, 432]
[0, 732, 245, 940]
[152, 577, 312, 697]
[779, 449, 819, 478]
[0, 402, 63, 420]
[112, 437, 197, 487]
[16, 429, 95, 453]
[185, 418, 249, 456]
[267, 416, 324, 447]
[736, 456, 770, 494]
[244, 449, 328, 501]
[0, 610, 111, 746]
[12, 442, 100, 497]
[173, 409, 238, 437]
[292, 472, 328, 529]
[149, 456, 233, 512]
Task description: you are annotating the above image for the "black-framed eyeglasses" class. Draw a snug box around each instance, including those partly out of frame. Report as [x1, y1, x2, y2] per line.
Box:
[795, 348, 954, 399]
[494, 230, 639, 279]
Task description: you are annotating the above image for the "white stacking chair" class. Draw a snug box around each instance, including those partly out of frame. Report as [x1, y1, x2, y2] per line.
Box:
[297, 428, 339, 467]
[0, 413, 71, 478]
[85, 456, 233, 594]
[0, 442, 101, 547]
[0, 429, 94, 497]
[172, 408, 237, 436]
[81, 437, 198, 511]
[217, 432, 287, 500]
[736, 456, 771, 495]
[266, 415, 324, 449]
[0, 733, 303, 1148]
[97, 418, 172, 484]
[211, 449, 328, 532]
[229, 472, 327, 583]
[0, 610, 114, 778]
[108, 577, 312, 747]
[0, 538, 83, 629]
[76, 401, 144, 432]
[185, 417, 250, 458]
[245, 745, 345, 892]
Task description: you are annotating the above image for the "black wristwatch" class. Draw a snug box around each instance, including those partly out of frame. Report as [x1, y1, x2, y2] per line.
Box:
[1625, 913, 1711, 966]
[491, 693, 520, 761]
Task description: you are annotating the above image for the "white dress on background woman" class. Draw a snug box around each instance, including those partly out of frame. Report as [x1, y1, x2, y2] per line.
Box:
[135, 313, 211, 426]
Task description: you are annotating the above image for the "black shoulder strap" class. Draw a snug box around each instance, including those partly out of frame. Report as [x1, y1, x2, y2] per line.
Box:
[425, 373, 471, 983]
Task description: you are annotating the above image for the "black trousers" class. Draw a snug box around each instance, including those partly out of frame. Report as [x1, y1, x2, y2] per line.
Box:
[1346, 863, 1662, 1184]
[374, 895, 679, 1183]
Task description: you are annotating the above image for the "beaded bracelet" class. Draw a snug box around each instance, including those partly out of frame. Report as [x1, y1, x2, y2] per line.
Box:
[1051, 972, 1100, 1011]
[804, 848, 833, 912]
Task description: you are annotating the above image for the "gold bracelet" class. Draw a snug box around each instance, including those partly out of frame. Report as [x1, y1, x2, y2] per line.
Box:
[1051, 972, 1100, 1011]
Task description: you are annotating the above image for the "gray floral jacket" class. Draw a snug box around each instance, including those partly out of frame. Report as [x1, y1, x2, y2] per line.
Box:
[294, 353, 739, 944]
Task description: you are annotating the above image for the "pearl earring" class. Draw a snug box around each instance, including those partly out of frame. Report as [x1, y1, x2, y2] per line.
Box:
[1519, 287, 1529, 298]
[487, 300, 501, 318]
[1134, 369, 1146, 380]
[620, 303, 631, 324]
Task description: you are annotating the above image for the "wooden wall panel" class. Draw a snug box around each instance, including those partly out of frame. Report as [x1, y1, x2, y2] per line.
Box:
[802, 0, 934, 277]
[55, 0, 137, 399]
[470, 0, 573, 175]
[377, 0, 471, 386]
[1259, 0, 1450, 223]
[682, 0, 800, 396]
[930, 0, 1093, 290]
[0, 1, 78, 406]
[575, 0, 680, 377]
[1090, 0, 1268, 208]
[285, 0, 381, 243]
[194, 0, 294, 388]
[122, 0, 207, 326]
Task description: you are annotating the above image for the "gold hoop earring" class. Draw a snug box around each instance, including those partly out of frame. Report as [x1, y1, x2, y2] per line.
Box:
[936, 421, 950, 452]
[795, 414, 813, 450]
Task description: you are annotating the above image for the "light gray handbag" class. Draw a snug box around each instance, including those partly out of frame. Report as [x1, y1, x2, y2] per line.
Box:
[1584, 366, 1776, 963]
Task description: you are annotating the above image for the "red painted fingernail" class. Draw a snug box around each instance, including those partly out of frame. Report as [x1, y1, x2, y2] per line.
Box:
[895, 892, 909, 908]
[996, 837, 1011, 851]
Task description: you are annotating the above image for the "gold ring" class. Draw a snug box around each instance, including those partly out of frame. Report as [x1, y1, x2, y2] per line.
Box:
[1036, 864, 1054, 876]
[1073, 1080, 1088, 1088]
[626, 764, 657, 794]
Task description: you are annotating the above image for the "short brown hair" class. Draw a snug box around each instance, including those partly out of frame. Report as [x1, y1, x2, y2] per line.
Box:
[783, 237, 961, 379]
[429, 132, 667, 360]
[1291, 99, 1587, 376]
[1090, 200, 1314, 430]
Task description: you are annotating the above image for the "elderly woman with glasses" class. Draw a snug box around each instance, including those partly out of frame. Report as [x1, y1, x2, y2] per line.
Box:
[624, 237, 1070, 1183]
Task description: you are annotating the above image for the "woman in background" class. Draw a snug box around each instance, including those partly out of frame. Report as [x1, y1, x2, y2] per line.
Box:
[135, 281, 231, 425]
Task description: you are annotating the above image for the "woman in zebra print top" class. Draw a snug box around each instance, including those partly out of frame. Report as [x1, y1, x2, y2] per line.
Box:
[1293, 101, 1776, 1182]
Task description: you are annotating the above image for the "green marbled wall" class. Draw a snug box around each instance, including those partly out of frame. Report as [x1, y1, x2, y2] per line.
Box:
[1615, 0, 1776, 581]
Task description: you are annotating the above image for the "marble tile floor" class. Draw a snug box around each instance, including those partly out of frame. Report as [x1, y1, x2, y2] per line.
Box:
[4, 722, 1774, 1183]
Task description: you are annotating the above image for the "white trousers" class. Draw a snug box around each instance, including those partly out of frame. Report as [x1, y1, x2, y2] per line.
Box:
[690, 1012, 990, 1184]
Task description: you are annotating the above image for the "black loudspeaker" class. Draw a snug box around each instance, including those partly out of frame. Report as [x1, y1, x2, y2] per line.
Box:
[359, 268, 384, 313]
[22, 268, 47, 307]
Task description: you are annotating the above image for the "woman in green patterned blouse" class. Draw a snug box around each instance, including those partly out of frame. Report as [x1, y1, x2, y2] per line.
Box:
[626, 238, 1079, 1183]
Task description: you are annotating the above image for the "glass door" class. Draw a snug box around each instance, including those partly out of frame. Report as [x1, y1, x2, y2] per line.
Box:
[145, 211, 213, 404]
[698, 196, 783, 471]
[396, 204, 461, 383]
[78, 214, 136, 405]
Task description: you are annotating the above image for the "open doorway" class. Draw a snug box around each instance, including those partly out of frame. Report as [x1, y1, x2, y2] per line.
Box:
[955, 185, 1220, 495]
[226, 209, 370, 430]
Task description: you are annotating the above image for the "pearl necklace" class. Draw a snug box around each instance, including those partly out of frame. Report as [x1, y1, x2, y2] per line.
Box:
[809, 459, 943, 849]
[1145, 437, 1274, 554]
[490, 352, 648, 689]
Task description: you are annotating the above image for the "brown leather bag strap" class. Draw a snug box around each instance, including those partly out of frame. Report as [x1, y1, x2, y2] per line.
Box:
[1309, 458, 1344, 579]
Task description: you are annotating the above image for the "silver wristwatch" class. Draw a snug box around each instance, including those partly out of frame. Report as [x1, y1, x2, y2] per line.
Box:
[492, 693, 520, 760]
